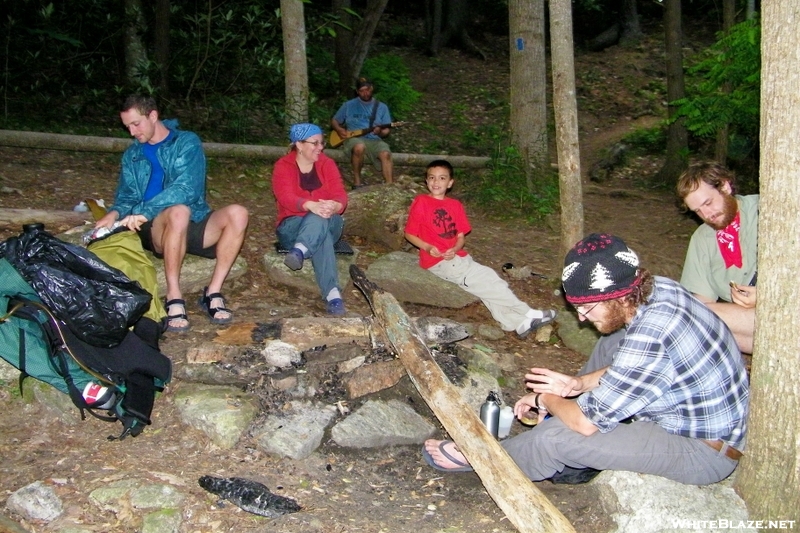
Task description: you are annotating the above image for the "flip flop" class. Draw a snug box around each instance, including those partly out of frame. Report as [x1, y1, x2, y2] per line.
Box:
[421, 440, 474, 473]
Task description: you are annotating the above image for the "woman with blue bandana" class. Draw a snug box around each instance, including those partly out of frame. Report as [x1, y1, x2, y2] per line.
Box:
[272, 123, 349, 315]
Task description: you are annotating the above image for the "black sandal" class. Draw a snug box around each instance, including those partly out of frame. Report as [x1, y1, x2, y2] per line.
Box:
[199, 287, 233, 325]
[164, 299, 191, 333]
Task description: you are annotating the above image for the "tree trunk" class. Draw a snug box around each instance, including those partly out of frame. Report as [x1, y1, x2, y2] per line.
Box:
[653, 0, 687, 187]
[735, 0, 800, 519]
[281, 0, 309, 126]
[154, 0, 170, 96]
[509, 0, 548, 192]
[549, 0, 584, 258]
[123, 0, 150, 86]
[426, 0, 486, 59]
[332, 0, 389, 98]
[333, 0, 354, 96]
[619, 0, 643, 45]
[714, 0, 736, 164]
[350, 265, 576, 533]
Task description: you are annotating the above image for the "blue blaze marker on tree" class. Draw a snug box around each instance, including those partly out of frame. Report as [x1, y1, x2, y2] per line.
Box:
[517, 38, 525, 51]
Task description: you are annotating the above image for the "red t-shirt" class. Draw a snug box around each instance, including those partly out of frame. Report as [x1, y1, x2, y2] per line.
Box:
[404, 194, 471, 269]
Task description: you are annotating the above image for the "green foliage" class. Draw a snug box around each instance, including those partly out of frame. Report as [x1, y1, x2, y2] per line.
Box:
[622, 125, 667, 155]
[360, 54, 420, 120]
[674, 19, 760, 143]
[462, 144, 559, 222]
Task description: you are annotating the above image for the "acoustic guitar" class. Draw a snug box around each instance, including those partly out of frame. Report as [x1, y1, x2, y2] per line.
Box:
[328, 122, 405, 149]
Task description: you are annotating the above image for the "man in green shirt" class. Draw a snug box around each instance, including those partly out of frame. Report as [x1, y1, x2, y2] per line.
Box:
[677, 161, 758, 354]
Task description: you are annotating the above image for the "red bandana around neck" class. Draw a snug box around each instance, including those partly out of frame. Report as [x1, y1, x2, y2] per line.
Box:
[716, 211, 742, 268]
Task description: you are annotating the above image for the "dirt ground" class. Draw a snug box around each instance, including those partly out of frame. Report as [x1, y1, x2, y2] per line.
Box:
[0, 26, 706, 533]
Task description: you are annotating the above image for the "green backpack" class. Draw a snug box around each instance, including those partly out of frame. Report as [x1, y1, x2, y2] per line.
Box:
[0, 258, 171, 439]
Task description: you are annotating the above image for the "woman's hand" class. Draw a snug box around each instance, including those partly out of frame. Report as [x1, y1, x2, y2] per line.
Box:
[305, 199, 341, 219]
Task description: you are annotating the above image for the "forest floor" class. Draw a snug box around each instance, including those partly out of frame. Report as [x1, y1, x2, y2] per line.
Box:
[0, 18, 715, 533]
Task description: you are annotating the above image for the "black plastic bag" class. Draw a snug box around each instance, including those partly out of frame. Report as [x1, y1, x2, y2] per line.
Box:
[0, 224, 152, 347]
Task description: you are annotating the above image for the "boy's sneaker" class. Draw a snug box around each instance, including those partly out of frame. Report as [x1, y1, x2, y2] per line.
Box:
[82, 382, 116, 410]
[326, 298, 346, 316]
[517, 309, 557, 339]
[283, 248, 304, 271]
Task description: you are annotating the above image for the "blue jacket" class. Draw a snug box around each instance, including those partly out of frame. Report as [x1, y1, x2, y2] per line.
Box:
[111, 119, 212, 223]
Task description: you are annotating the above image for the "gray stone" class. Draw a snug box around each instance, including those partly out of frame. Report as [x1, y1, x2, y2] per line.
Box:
[331, 399, 436, 448]
[262, 248, 359, 295]
[0, 358, 19, 384]
[593, 470, 754, 533]
[22, 378, 80, 425]
[338, 355, 366, 374]
[5, 481, 63, 522]
[173, 384, 259, 449]
[555, 309, 601, 357]
[130, 484, 185, 509]
[253, 401, 338, 459]
[455, 345, 503, 379]
[365, 251, 479, 308]
[89, 479, 142, 512]
[475, 323, 505, 340]
[454, 370, 504, 415]
[413, 317, 470, 344]
[142, 508, 183, 533]
[262, 340, 302, 369]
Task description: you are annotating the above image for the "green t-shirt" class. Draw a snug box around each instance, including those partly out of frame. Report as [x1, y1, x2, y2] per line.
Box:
[680, 194, 759, 302]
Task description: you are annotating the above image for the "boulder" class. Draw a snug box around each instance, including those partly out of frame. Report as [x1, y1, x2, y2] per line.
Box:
[344, 184, 416, 250]
[365, 251, 479, 308]
[262, 247, 358, 295]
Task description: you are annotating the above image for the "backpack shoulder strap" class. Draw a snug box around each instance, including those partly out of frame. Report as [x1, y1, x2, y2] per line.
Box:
[368, 99, 379, 130]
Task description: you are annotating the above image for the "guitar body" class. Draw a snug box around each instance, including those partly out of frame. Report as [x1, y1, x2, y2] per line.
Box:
[328, 122, 405, 149]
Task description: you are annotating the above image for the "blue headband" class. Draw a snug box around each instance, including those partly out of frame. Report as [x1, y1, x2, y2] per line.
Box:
[289, 123, 323, 143]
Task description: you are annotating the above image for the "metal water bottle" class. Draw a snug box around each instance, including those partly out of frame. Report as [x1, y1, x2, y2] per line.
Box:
[480, 391, 501, 438]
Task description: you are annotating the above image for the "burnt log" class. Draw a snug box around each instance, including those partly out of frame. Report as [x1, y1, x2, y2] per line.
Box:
[350, 265, 575, 533]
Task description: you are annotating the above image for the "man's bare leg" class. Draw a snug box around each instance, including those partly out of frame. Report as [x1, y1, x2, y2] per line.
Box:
[351, 143, 366, 186]
[200, 204, 249, 319]
[706, 302, 755, 354]
[150, 205, 191, 329]
[379, 150, 393, 184]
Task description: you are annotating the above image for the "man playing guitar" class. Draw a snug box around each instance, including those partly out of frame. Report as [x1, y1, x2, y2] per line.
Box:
[331, 77, 394, 188]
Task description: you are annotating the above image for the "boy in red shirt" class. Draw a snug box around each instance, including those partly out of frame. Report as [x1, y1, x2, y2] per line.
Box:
[404, 160, 555, 337]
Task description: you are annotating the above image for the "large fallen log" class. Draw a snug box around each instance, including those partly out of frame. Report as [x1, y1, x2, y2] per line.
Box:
[350, 265, 575, 533]
[0, 208, 91, 232]
[0, 130, 490, 168]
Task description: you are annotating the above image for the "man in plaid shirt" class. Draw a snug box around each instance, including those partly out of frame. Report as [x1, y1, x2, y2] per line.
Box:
[423, 233, 749, 485]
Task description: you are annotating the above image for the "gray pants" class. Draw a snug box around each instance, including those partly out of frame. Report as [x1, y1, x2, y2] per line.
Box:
[277, 213, 343, 299]
[500, 330, 739, 485]
[429, 254, 532, 331]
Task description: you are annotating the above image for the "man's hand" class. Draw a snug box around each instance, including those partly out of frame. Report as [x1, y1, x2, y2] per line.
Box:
[514, 393, 548, 424]
[118, 214, 148, 232]
[95, 211, 119, 229]
[525, 367, 584, 397]
[730, 283, 757, 309]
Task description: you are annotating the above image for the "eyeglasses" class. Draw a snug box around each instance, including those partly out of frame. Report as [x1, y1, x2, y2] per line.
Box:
[575, 302, 601, 318]
[301, 140, 325, 148]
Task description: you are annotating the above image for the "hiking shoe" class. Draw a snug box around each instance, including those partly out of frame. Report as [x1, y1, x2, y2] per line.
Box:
[284, 248, 304, 270]
[517, 309, 557, 339]
[82, 382, 116, 410]
[326, 298, 346, 316]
